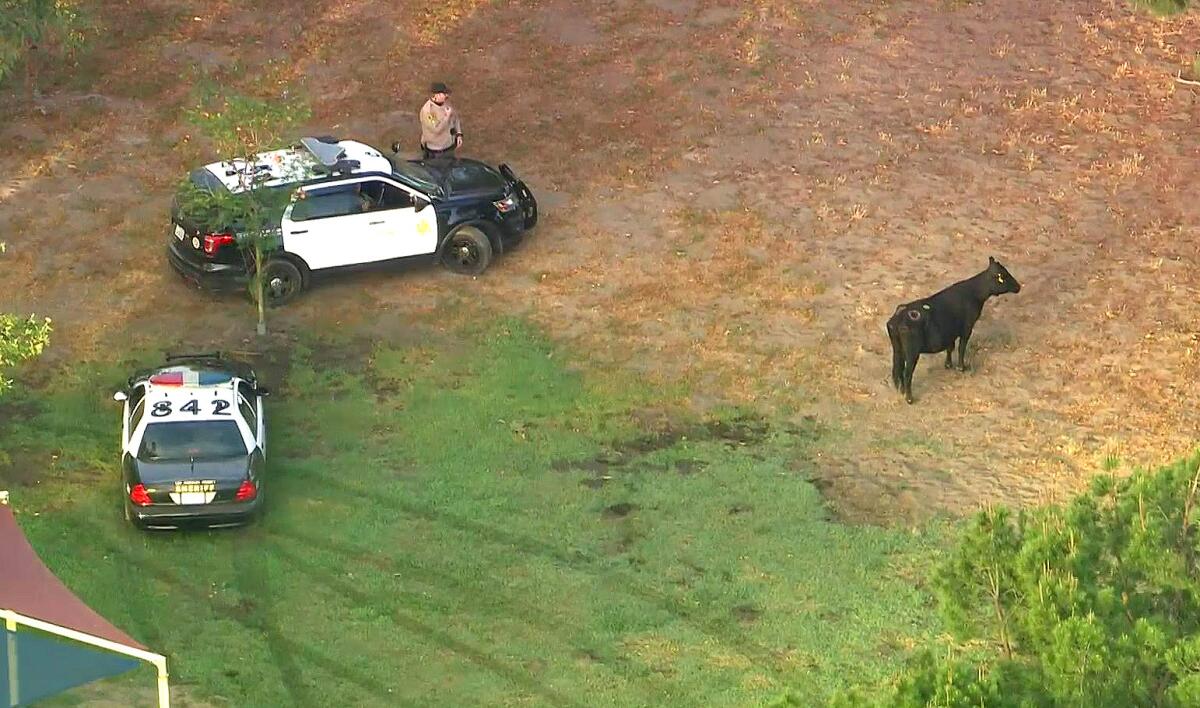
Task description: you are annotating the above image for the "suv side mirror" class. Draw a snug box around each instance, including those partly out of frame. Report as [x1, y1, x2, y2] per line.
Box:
[414, 196, 430, 212]
[113, 391, 128, 402]
[256, 387, 271, 398]
[390, 142, 401, 154]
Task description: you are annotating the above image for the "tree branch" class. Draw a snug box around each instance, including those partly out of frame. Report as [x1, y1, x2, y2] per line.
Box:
[987, 566, 1014, 658]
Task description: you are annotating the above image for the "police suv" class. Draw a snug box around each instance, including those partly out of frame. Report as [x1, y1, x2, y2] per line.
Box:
[113, 354, 268, 530]
[168, 136, 538, 304]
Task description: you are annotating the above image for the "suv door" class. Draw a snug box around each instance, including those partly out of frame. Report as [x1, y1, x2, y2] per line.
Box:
[280, 180, 436, 269]
[362, 180, 438, 260]
[280, 187, 372, 270]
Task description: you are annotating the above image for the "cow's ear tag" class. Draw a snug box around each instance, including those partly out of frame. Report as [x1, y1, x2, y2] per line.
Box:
[922, 304, 931, 310]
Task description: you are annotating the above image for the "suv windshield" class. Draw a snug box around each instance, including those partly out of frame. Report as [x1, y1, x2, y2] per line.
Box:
[392, 161, 442, 195]
[138, 421, 247, 460]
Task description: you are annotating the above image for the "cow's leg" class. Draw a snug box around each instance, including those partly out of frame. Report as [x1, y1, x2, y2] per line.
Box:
[890, 333, 904, 390]
[958, 327, 974, 372]
[944, 340, 955, 369]
[903, 350, 920, 404]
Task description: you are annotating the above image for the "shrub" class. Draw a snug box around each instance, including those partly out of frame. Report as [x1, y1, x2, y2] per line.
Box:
[0, 0, 87, 91]
[0, 243, 51, 395]
[839, 453, 1200, 706]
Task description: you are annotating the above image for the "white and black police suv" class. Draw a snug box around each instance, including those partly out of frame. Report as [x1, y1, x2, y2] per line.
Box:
[168, 136, 538, 305]
[113, 353, 269, 530]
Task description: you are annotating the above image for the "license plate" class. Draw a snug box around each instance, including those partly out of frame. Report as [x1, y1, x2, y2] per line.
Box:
[170, 480, 216, 505]
[174, 224, 186, 241]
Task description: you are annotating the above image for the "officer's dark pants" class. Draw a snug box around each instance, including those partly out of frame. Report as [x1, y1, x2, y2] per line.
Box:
[421, 144, 456, 160]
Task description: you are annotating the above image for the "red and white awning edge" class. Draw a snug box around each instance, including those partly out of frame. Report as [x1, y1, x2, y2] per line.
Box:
[1, 491, 171, 708]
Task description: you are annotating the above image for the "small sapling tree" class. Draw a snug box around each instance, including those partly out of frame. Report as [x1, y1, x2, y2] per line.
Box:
[179, 90, 311, 335]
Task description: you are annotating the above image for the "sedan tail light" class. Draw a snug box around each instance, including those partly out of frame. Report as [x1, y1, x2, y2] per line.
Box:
[129, 484, 152, 506]
[202, 232, 236, 256]
[235, 479, 257, 502]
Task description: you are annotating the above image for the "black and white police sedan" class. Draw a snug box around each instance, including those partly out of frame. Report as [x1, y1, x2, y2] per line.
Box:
[168, 136, 538, 305]
[113, 353, 268, 530]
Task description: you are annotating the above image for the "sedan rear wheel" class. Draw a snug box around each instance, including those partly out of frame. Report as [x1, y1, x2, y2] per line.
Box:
[442, 225, 493, 276]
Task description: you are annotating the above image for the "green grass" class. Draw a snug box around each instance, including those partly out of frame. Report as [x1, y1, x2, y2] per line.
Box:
[1133, 0, 1191, 15]
[2, 319, 941, 706]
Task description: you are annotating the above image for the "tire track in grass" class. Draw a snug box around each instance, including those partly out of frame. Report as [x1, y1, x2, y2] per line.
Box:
[306, 472, 787, 679]
[232, 529, 312, 707]
[69, 517, 408, 706]
[265, 524, 661, 695]
[262, 538, 591, 708]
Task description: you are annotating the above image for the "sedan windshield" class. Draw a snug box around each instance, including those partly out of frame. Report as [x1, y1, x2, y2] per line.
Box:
[138, 421, 247, 460]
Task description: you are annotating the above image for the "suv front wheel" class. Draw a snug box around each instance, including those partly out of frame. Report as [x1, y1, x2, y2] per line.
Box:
[261, 258, 304, 306]
[442, 225, 493, 276]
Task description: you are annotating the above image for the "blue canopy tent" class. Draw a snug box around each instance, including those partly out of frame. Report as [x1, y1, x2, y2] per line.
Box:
[0, 492, 170, 706]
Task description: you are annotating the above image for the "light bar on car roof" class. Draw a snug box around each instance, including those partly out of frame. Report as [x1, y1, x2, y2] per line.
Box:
[300, 137, 345, 167]
[149, 370, 232, 386]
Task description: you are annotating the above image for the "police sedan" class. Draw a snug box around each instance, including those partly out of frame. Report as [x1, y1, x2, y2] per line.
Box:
[113, 353, 268, 530]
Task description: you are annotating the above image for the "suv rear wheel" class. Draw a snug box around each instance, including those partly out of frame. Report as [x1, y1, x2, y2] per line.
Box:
[442, 225, 493, 276]
[261, 259, 304, 306]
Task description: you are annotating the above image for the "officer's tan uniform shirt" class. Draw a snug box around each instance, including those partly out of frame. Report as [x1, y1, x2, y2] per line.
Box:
[420, 99, 462, 151]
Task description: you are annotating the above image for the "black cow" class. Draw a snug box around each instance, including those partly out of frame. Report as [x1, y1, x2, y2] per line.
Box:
[887, 257, 1021, 403]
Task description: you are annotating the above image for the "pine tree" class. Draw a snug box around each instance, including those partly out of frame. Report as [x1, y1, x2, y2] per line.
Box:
[840, 454, 1200, 706]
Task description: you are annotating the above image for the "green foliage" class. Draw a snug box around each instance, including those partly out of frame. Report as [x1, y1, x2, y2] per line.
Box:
[0, 313, 51, 395]
[841, 453, 1200, 706]
[0, 0, 86, 88]
[0, 243, 51, 395]
[182, 88, 311, 333]
[172, 181, 287, 251]
[935, 506, 1022, 658]
[1133, 0, 1191, 15]
[185, 90, 312, 159]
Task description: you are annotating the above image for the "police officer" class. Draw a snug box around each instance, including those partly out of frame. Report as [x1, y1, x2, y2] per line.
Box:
[419, 81, 462, 159]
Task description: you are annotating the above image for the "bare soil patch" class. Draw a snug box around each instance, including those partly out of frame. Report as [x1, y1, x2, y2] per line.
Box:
[1, 0, 1198, 524]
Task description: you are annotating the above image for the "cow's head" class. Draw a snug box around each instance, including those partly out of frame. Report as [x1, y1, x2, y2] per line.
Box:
[987, 256, 1021, 295]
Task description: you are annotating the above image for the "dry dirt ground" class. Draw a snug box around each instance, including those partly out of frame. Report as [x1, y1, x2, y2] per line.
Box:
[1, 0, 1199, 524]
